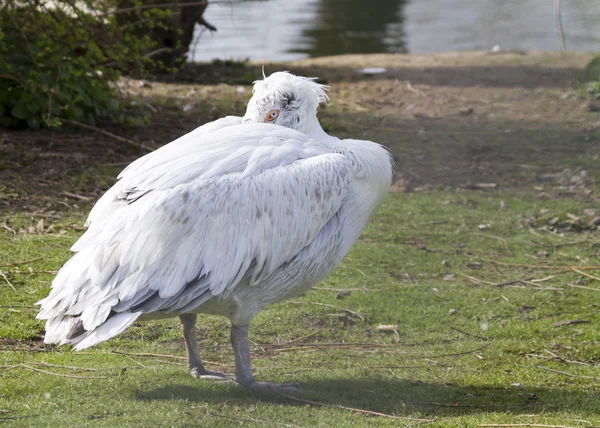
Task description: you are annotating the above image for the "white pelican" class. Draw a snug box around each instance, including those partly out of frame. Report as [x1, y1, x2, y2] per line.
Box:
[38, 72, 393, 392]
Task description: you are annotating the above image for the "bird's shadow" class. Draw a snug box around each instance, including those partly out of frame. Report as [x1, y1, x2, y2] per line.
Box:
[135, 377, 600, 417]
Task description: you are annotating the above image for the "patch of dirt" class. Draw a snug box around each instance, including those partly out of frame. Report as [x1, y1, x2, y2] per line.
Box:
[2, 51, 600, 215]
[0, 337, 48, 351]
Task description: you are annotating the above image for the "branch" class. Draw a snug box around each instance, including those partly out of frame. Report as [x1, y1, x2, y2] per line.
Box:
[99, 1, 237, 17]
[63, 120, 155, 152]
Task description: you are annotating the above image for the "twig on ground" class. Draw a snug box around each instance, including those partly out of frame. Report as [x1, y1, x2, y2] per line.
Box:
[2, 364, 107, 379]
[63, 119, 155, 152]
[456, 272, 494, 285]
[111, 351, 227, 367]
[553, 310, 599, 328]
[568, 283, 600, 292]
[526, 353, 593, 367]
[545, 350, 595, 367]
[286, 301, 364, 321]
[0, 271, 16, 292]
[1, 222, 17, 235]
[35, 362, 101, 372]
[529, 276, 555, 283]
[111, 352, 148, 369]
[449, 326, 488, 341]
[571, 268, 600, 281]
[0, 415, 39, 421]
[278, 330, 321, 345]
[553, 319, 589, 328]
[537, 366, 600, 380]
[278, 393, 434, 422]
[0, 257, 43, 267]
[494, 277, 534, 288]
[62, 191, 91, 201]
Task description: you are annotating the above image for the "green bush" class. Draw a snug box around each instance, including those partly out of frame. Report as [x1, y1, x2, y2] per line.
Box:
[0, 1, 174, 129]
[583, 55, 600, 99]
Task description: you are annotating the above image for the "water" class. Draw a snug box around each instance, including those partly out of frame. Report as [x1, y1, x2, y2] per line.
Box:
[189, 0, 600, 62]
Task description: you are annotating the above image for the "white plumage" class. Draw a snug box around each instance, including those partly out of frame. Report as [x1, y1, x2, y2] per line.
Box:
[38, 72, 393, 392]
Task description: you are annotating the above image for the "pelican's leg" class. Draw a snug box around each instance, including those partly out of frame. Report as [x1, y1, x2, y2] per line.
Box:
[180, 314, 232, 380]
[231, 324, 306, 393]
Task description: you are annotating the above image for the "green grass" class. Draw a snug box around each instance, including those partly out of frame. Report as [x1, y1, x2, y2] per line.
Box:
[1, 191, 599, 427]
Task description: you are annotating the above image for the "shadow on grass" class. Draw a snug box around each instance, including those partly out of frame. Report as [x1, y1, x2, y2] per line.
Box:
[136, 378, 600, 417]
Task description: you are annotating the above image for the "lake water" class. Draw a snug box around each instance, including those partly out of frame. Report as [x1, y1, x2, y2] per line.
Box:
[189, 0, 600, 62]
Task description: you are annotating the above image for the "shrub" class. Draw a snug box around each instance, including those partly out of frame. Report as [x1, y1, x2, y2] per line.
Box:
[0, 1, 174, 129]
[583, 55, 600, 99]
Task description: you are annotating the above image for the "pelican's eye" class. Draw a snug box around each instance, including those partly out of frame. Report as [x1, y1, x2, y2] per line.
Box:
[264, 109, 279, 122]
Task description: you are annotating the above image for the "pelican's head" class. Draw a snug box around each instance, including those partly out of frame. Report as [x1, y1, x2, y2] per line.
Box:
[242, 71, 329, 134]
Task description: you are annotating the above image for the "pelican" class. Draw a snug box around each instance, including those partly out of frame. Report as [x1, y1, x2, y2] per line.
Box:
[37, 72, 393, 392]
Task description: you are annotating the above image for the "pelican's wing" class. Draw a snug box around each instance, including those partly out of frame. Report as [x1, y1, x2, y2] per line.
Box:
[86, 115, 242, 226]
[38, 123, 353, 349]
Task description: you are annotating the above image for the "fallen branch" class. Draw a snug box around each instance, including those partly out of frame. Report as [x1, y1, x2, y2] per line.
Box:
[99, 1, 218, 17]
[63, 119, 155, 152]
[278, 393, 434, 422]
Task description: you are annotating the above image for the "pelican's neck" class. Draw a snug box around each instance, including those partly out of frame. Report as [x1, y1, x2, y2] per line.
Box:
[304, 116, 335, 142]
